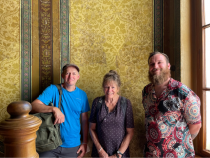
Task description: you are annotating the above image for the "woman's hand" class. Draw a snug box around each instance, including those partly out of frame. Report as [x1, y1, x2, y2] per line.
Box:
[109, 154, 118, 158]
[98, 148, 109, 158]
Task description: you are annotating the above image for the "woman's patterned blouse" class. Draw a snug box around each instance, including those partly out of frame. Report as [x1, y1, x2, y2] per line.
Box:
[142, 78, 201, 158]
[89, 96, 134, 157]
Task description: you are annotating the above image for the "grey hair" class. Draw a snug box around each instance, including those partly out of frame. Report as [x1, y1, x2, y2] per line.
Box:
[148, 52, 170, 64]
[102, 70, 121, 88]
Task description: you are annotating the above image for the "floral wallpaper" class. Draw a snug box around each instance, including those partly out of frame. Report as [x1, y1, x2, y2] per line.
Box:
[70, 0, 153, 156]
[0, 0, 153, 156]
[0, 0, 20, 125]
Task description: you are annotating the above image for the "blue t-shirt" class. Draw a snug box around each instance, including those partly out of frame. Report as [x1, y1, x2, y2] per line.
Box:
[37, 84, 90, 148]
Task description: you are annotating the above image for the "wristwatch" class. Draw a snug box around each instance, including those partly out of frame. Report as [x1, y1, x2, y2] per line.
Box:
[117, 150, 123, 156]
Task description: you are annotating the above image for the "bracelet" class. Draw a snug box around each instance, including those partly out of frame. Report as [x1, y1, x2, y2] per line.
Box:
[98, 147, 102, 153]
[117, 150, 123, 155]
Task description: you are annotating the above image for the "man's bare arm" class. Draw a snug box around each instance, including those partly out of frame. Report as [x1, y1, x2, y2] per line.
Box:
[31, 99, 65, 124]
[77, 112, 89, 158]
[81, 112, 89, 144]
[31, 99, 53, 113]
[188, 123, 201, 140]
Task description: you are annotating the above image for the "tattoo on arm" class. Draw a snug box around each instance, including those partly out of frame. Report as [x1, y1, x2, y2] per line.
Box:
[191, 133, 198, 140]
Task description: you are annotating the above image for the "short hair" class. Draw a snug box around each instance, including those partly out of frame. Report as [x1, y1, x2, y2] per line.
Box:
[102, 70, 121, 88]
[148, 52, 170, 64]
[62, 64, 80, 73]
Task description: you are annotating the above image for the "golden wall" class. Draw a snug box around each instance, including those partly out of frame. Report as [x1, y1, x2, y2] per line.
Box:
[0, 0, 200, 157]
[0, 0, 153, 156]
[180, 0, 192, 88]
[0, 0, 20, 123]
[70, 0, 153, 156]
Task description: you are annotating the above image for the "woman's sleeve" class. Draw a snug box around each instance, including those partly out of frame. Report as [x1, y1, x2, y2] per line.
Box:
[89, 97, 99, 123]
[125, 99, 134, 128]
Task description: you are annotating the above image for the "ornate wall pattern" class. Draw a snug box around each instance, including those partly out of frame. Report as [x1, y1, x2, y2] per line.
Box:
[70, 0, 153, 156]
[21, 0, 32, 102]
[154, 0, 163, 52]
[60, 0, 70, 71]
[39, 0, 53, 93]
[0, 0, 160, 156]
[0, 0, 20, 137]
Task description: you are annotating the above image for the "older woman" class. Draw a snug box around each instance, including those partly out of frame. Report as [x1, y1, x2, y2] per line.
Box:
[89, 70, 134, 158]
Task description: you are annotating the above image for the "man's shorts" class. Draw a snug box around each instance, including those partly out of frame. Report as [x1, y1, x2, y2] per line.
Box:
[39, 146, 79, 158]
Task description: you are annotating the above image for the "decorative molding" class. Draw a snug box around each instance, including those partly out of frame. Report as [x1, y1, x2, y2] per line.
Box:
[21, 0, 32, 102]
[39, 0, 53, 93]
[60, 0, 70, 72]
[154, 0, 163, 52]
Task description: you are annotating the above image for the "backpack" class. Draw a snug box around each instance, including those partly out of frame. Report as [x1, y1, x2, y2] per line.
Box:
[33, 84, 62, 153]
[96, 96, 127, 120]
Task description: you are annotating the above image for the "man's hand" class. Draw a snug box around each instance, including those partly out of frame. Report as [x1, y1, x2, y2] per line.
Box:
[52, 107, 65, 125]
[77, 144, 87, 158]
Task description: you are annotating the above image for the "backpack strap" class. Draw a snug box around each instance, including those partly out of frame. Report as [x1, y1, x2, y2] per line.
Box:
[96, 96, 103, 113]
[120, 96, 127, 119]
[55, 84, 62, 109]
[54, 84, 62, 130]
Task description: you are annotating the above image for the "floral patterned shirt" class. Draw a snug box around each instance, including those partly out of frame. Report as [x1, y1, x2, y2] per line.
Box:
[142, 78, 201, 158]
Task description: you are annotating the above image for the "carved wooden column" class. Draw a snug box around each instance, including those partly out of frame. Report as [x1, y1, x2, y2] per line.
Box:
[0, 101, 41, 157]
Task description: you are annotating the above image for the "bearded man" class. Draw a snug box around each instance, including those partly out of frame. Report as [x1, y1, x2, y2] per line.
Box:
[142, 52, 201, 158]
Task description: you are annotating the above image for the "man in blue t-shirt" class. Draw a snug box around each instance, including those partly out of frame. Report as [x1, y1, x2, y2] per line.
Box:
[31, 64, 90, 158]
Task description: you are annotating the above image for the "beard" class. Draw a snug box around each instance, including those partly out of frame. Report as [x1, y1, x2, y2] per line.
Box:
[148, 67, 171, 85]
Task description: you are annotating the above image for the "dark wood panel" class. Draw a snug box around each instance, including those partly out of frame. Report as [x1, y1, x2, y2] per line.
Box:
[163, 0, 180, 81]
[154, 0, 163, 52]
[39, 0, 53, 93]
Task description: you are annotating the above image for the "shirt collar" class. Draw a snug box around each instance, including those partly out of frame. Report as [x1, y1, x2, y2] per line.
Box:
[150, 78, 173, 99]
